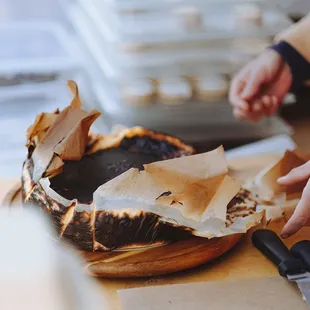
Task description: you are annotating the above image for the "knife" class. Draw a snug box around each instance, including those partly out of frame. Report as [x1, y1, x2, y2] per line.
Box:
[252, 229, 310, 306]
[291, 241, 310, 272]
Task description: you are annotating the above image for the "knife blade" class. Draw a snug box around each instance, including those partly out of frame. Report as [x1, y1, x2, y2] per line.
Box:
[252, 229, 310, 307]
[291, 240, 310, 303]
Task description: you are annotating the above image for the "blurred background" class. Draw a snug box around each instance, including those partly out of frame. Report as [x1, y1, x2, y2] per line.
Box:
[0, 0, 310, 178]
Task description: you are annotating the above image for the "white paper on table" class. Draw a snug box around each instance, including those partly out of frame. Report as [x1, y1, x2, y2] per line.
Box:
[225, 135, 296, 160]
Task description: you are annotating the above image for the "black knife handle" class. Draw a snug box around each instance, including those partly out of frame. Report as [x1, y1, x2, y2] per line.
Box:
[252, 229, 306, 277]
[291, 241, 310, 272]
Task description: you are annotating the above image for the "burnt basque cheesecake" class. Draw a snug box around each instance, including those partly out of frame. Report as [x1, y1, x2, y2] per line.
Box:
[22, 127, 197, 251]
[21, 81, 259, 252]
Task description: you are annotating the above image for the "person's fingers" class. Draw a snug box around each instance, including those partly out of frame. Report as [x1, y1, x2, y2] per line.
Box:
[261, 63, 293, 108]
[240, 70, 265, 101]
[260, 95, 279, 116]
[233, 108, 247, 120]
[229, 76, 249, 111]
[231, 96, 249, 112]
[245, 100, 264, 122]
[262, 95, 271, 108]
[247, 110, 264, 123]
[269, 96, 279, 115]
[248, 114, 263, 123]
[251, 100, 263, 114]
[261, 95, 274, 116]
[229, 53, 292, 121]
[278, 161, 310, 185]
[281, 179, 310, 238]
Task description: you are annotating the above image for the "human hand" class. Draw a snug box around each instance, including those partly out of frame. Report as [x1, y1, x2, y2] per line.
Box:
[277, 161, 310, 238]
[229, 49, 292, 122]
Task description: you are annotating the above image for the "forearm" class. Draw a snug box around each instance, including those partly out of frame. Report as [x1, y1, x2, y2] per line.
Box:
[275, 13, 310, 62]
[270, 14, 310, 89]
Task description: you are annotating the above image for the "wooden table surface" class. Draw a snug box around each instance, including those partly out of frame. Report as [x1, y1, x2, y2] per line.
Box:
[1, 120, 310, 310]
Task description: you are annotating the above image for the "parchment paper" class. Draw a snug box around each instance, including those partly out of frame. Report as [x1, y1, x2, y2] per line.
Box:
[118, 277, 308, 310]
[249, 149, 308, 223]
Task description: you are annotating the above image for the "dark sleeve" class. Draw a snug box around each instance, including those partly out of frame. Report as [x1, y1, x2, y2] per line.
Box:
[270, 41, 310, 89]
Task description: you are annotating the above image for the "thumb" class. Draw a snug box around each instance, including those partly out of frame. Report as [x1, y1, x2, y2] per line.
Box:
[281, 179, 310, 238]
[240, 71, 266, 101]
[278, 161, 310, 186]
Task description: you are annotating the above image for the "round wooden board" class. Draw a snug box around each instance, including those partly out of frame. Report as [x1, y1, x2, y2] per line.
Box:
[3, 184, 243, 278]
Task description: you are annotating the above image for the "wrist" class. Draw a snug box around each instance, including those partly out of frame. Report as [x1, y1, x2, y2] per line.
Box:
[269, 41, 310, 89]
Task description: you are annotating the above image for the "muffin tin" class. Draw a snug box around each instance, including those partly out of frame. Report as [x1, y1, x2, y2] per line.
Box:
[91, 78, 293, 144]
[118, 75, 230, 107]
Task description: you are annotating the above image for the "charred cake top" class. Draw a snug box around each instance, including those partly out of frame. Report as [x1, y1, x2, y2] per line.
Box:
[49, 131, 194, 203]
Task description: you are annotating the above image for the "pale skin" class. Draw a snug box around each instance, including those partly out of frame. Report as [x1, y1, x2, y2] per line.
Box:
[229, 49, 310, 238]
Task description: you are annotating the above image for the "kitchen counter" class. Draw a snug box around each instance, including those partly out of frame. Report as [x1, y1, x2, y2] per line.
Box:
[93, 223, 310, 310]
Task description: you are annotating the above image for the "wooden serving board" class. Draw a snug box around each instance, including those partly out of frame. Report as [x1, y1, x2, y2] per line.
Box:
[82, 234, 242, 278]
[3, 183, 242, 278]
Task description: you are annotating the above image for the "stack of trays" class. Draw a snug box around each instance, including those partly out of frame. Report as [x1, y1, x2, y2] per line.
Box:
[0, 22, 81, 102]
[64, 0, 293, 141]
[0, 21, 82, 178]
